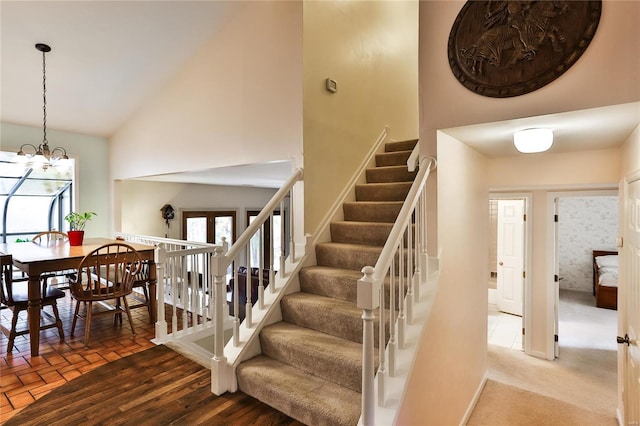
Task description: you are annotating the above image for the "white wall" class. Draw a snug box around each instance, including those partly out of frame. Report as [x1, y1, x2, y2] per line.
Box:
[398, 132, 488, 425]
[118, 180, 276, 240]
[109, 1, 303, 181]
[621, 125, 640, 177]
[108, 1, 303, 236]
[303, 0, 419, 233]
[0, 122, 110, 237]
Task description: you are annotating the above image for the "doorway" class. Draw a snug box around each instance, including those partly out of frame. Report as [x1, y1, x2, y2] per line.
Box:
[551, 192, 619, 359]
[488, 194, 531, 353]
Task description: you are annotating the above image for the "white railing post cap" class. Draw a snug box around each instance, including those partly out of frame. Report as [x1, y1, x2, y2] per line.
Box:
[357, 266, 380, 310]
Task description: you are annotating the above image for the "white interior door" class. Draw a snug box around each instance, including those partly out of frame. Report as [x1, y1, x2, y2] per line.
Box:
[554, 197, 560, 358]
[497, 200, 524, 316]
[622, 177, 639, 425]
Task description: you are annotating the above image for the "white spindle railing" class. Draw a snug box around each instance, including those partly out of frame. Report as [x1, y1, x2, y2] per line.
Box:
[211, 167, 303, 393]
[116, 233, 224, 340]
[358, 152, 437, 425]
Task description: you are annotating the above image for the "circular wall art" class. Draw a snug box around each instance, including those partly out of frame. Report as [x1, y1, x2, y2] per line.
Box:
[448, 1, 602, 98]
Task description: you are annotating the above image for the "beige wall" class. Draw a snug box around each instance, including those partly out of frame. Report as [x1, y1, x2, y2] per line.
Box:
[109, 1, 303, 181]
[398, 132, 488, 425]
[488, 148, 622, 188]
[303, 0, 419, 233]
[1, 122, 110, 237]
[118, 180, 277, 240]
[621, 125, 640, 177]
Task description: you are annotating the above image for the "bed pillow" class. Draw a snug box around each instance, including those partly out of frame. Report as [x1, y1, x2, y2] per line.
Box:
[599, 270, 618, 287]
[598, 267, 618, 280]
[595, 255, 618, 268]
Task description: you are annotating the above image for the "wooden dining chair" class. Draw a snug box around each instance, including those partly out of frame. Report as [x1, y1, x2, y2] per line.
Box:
[69, 242, 143, 348]
[0, 254, 65, 352]
[32, 230, 68, 246]
[128, 260, 152, 322]
[32, 231, 76, 292]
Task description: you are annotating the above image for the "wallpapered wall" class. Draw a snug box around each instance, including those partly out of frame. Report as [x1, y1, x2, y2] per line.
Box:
[558, 196, 618, 292]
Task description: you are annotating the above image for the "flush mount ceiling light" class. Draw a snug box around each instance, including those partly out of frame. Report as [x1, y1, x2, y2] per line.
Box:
[14, 43, 69, 170]
[513, 128, 554, 154]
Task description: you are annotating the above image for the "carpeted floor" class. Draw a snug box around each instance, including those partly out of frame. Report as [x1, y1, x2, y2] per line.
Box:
[470, 290, 619, 425]
[467, 380, 617, 426]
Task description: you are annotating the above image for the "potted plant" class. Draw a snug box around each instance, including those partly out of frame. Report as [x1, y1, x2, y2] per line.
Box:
[64, 211, 96, 246]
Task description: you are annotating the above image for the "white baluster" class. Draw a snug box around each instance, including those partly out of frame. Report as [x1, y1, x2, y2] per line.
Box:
[378, 275, 386, 407]
[280, 199, 286, 274]
[232, 257, 240, 346]
[269, 213, 275, 293]
[245, 244, 252, 328]
[398, 242, 406, 349]
[406, 226, 414, 325]
[389, 260, 397, 376]
[289, 191, 295, 263]
[258, 224, 264, 310]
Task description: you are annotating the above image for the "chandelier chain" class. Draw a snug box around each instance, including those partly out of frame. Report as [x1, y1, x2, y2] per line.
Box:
[42, 48, 47, 146]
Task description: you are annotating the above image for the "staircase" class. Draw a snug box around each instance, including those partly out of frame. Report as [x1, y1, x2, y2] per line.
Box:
[236, 139, 418, 425]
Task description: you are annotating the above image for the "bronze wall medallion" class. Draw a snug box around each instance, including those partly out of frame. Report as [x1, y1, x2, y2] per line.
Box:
[448, 1, 602, 98]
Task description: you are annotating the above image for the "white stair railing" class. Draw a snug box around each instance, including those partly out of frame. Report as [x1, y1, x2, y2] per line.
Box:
[211, 167, 304, 394]
[116, 233, 222, 341]
[358, 151, 437, 426]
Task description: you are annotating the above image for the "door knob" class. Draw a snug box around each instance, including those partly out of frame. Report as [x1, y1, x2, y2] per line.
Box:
[617, 334, 630, 346]
[499, 261, 503, 266]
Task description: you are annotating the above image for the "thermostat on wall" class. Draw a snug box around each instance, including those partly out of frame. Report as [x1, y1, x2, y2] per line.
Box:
[325, 78, 337, 93]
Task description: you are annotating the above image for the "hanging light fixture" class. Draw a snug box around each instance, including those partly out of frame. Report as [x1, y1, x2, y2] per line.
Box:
[513, 128, 554, 153]
[15, 43, 69, 169]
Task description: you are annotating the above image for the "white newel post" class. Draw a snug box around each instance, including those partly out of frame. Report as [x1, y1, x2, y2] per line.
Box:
[211, 246, 228, 395]
[358, 266, 380, 425]
[154, 246, 167, 340]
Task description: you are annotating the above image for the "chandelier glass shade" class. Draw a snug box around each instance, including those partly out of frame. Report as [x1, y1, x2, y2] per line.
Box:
[513, 128, 554, 153]
[14, 43, 69, 169]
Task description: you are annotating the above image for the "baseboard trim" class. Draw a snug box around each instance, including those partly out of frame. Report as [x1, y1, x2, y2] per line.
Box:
[459, 373, 488, 426]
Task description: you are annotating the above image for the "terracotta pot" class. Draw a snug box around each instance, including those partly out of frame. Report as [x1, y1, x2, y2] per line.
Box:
[68, 230, 84, 246]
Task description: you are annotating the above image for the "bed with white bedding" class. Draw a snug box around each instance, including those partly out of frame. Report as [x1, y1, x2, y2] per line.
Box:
[592, 250, 618, 310]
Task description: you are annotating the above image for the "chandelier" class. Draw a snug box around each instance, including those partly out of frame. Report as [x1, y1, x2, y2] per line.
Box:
[15, 43, 69, 169]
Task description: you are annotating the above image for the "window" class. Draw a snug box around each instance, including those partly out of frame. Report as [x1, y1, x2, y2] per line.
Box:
[247, 209, 284, 272]
[0, 151, 74, 243]
[182, 210, 236, 245]
[183, 210, 237, 280]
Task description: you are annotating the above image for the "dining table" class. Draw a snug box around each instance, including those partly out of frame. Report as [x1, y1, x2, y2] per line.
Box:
[0, 237, 157, 356]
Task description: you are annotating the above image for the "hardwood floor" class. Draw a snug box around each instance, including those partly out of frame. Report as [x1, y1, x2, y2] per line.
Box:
[0, 290, 303, 425]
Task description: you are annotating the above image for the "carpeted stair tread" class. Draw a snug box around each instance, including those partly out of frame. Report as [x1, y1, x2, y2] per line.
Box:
[237, 355, 361, 426]
[300, 265, 401, 309]
[316, 242, 382, 271]
[366, 165, 417, 183]
[385, 139, 418, 152]
[375, 150, 412, 167]
[260, 322, 372, 392]
[330, 221, 393, 245]
[355, 182, 412, 201]
[299, 266, 363, 302]
[281, 292, 388, 345]
[343, 201, 403, 222]
[281, 292, 363, 343]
